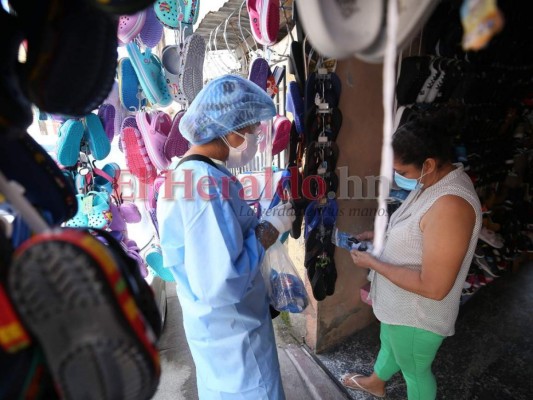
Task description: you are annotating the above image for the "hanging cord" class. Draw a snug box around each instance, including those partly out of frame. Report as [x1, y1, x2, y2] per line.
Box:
[213, 21, 236, 73]
[223, 9, 243, 72]
[230, 15, 249, 74]
[373, 0, 399, 256]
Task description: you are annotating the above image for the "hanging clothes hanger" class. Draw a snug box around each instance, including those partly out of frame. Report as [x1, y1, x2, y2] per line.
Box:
[213, 22, 235, 74]
[223, 10, 245, 73]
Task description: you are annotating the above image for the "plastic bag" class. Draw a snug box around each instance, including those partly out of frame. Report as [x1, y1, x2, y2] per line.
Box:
[260, 241, 309, 313]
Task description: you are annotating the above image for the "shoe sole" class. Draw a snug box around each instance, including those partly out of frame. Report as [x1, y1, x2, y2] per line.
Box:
[8, 232, 159, 400]
[123, 127, 157, 183]
[84, 114, 111, 160]
[57, 120, 85, 167]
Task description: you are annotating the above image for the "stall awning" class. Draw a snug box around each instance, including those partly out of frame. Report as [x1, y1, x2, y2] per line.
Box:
[194, 0, 294, 54]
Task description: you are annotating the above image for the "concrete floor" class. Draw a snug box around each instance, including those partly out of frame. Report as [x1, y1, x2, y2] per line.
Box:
[151, 281, 348, 400]
[317, 262, 533, 400]
[152, 262, 533, 400]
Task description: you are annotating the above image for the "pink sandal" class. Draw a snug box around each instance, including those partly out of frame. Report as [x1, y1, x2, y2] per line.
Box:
[136, 111, 172, 171]
[163, 110, 188, 159]
[272, 115, 290, 156]
[246, 0, 265, 45]
[260, 0, 280, 45]
[122, 126, 157, 184]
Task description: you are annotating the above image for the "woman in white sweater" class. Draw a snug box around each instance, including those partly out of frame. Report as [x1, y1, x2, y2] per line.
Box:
[343, 110, 481, 399]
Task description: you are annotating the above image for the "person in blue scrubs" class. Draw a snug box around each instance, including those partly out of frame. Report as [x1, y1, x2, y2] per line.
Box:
[157, 75, 295, 399]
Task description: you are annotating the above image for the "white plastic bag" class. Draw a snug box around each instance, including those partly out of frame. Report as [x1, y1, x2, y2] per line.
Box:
[260, 241, 309, 313]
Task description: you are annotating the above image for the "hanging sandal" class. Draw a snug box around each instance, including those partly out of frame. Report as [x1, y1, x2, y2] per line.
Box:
[84, 113, 111, 161]
[56, 119, 85, 167]
[85, 191, 112, 229]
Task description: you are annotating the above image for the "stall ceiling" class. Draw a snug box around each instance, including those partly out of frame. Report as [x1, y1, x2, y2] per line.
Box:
[194, 0, 294, 53]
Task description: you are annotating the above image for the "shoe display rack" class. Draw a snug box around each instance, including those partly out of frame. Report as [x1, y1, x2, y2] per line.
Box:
[393, 1, 533, 304]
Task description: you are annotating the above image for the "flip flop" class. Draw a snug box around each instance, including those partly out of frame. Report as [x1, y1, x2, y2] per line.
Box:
[289, 41, 305, 90]
[248, 57, 270, 91]
[272, 115, 290, 156]
[340, 373, 386, 398]
[286, 81, 305, 136]
[145, 244, 175, 282]
[266, 68, 279, 98]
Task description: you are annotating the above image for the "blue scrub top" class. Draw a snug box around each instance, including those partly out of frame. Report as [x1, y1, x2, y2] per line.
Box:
[158, 160, 285, 400]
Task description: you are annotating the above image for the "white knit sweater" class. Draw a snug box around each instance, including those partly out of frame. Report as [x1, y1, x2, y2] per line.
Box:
[370, 165, 482, 336]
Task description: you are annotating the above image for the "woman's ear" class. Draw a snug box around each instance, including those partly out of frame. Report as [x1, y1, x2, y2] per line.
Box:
[424, 158, 438, 175]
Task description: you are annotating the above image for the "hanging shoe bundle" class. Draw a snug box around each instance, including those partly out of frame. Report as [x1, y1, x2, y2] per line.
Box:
[121, 110, 175, 184]
[304, 199, 338, 301]
[299, 67, 343, 301]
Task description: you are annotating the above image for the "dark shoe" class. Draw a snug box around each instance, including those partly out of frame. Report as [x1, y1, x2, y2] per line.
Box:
[0, 130, 77, 226]
[8, 228, 161, 400]
[11, 0, 118, 116]
[0, 8, 32, 133]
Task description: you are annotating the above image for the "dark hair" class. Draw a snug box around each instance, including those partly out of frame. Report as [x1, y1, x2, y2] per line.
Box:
[392, 108, 464, 168]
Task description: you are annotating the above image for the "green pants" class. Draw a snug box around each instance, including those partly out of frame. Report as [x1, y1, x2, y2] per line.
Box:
[374, 323, 445, 400]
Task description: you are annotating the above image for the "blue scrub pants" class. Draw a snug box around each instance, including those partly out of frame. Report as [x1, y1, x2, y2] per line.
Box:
[374, 323, 445, 400]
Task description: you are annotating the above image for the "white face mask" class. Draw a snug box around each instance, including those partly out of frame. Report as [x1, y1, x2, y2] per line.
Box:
[222, 131, 258, 168]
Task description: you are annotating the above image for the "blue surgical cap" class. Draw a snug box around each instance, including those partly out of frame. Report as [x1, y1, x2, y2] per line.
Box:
[179, 74, 277, 145]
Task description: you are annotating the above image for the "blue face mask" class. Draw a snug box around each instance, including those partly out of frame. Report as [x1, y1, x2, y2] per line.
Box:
[394, 166, 426, 191]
